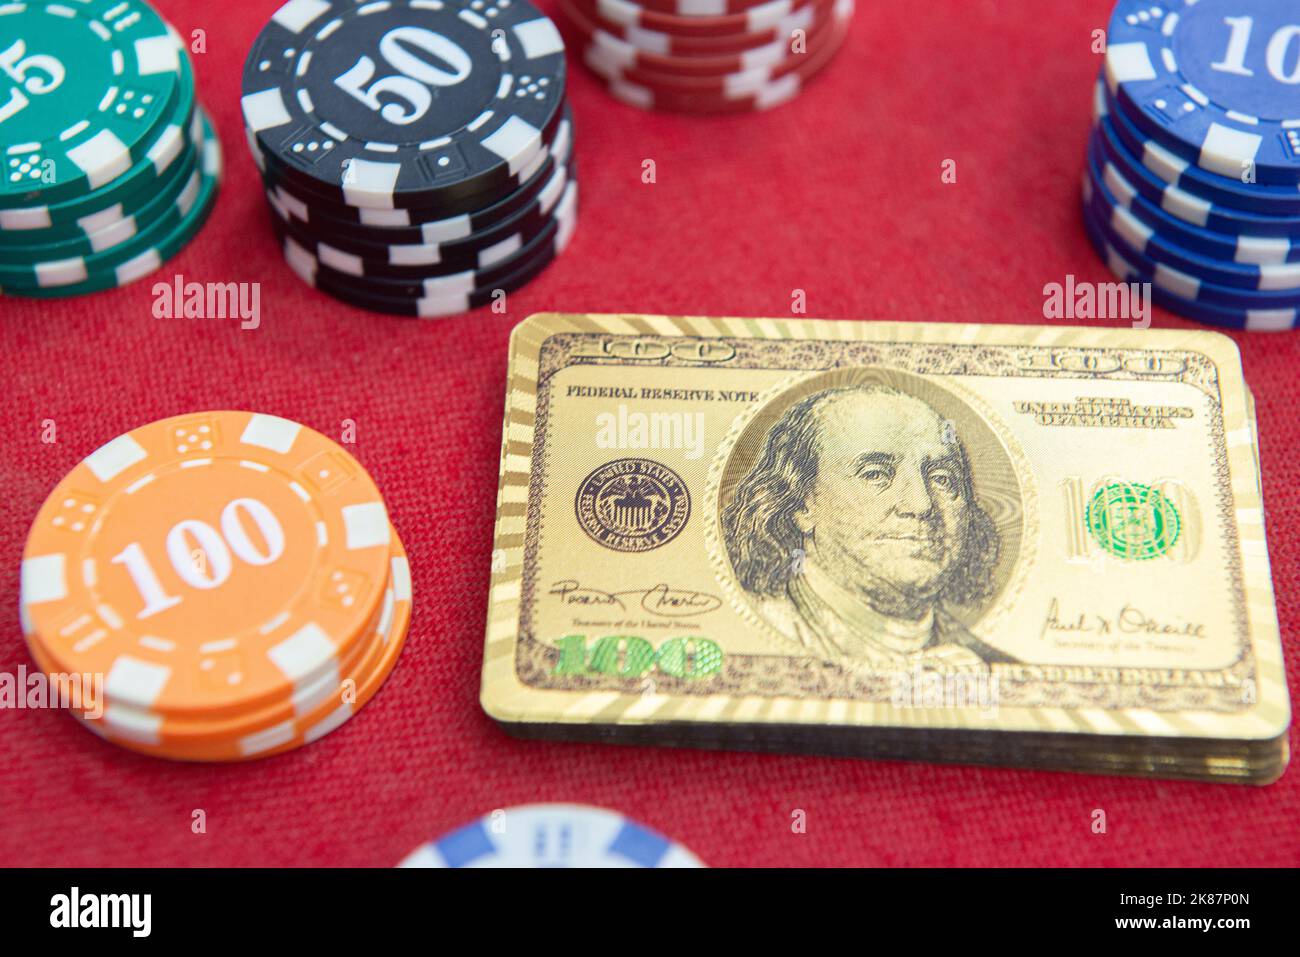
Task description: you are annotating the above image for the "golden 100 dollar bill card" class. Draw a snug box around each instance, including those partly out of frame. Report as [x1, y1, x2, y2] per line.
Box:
[481, 314, 1290, 783]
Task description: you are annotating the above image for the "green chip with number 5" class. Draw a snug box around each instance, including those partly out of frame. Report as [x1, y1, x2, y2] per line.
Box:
[0, 0, 185, 209]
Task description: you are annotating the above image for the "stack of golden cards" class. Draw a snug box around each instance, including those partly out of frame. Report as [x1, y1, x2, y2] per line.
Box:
[482, 314, 1290, 784]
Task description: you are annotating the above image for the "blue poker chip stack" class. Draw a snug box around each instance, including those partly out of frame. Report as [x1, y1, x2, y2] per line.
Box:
[1084, 1, 1300, 332]
[240, 0, 576, 319]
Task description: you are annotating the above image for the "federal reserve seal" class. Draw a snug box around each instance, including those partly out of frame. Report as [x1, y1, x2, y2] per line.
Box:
[575, 458, 690, 553]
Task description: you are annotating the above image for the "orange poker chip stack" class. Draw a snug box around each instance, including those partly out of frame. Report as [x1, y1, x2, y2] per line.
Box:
[19, 411, 411, 762]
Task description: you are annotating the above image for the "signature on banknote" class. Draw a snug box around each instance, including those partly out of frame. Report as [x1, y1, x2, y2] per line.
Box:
[549, 579, 723, 617]
[1040, 598, 1207, 641]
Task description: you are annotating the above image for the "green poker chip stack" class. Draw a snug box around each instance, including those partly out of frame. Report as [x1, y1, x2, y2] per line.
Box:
[0, 0, 221, 297]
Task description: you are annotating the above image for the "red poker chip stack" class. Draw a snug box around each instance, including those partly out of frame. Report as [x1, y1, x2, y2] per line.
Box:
[559, 0, 854, 113]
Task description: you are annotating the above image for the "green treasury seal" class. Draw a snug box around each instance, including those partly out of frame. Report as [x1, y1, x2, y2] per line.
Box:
[1086, 482, 1180, 560]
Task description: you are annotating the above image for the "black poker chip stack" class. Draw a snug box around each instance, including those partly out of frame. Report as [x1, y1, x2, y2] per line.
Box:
[241, 0, 576, 318]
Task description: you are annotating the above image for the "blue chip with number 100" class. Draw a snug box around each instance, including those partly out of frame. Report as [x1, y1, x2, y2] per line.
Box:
[1105, 0, 1300, 187]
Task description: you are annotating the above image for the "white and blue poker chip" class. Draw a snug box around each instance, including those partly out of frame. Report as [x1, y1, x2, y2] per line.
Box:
[1082, 57, 1300, 331]
[1093, 78, 1300, 226]
[1095, 107, 1300, 247]
[1084, 137, 1300, 294]
[398, 805, 705, 868]
[1105, 0, 1300, 187]
[1087, 131, 1300, 268]
[1082, 179, 1300, 332]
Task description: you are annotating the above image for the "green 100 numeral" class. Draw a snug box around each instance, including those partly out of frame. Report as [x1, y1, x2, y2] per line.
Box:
[553, 635, 723, 679]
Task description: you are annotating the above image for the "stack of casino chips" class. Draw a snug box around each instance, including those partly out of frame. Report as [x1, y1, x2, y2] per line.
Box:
[240, 0, 576, 319]
[1083, 0, 1300, 332]
[0, 1, 221, 299]
[558, 0, 853, 113]
[20, 412, 411, 763]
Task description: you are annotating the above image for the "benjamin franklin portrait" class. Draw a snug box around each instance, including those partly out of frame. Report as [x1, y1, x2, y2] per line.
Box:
[720, 382, 1017, 672]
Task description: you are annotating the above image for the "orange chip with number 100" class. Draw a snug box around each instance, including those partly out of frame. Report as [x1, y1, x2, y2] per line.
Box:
[21, 411, 392, 722]
[24, 526, 411, 762]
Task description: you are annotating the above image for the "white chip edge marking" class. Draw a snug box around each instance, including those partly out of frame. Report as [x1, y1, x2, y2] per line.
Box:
[268, 623, 335, 682]
[342, 502, 390, 550]
[85, 433, 148, 481]
[21, 555, 68, 606]
[104, 656, 172, 708]
[240, 413, 302, 454]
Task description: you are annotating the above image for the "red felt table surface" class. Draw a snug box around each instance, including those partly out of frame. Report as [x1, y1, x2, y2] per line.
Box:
[1, 0, 1298, 868]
